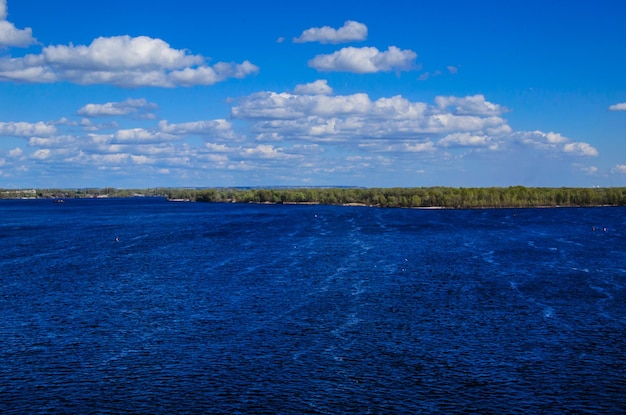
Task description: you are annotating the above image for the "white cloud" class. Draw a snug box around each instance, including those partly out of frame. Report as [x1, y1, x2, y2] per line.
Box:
[44, 36, 201, 70]
[158, 119, 237, 140]
[79, 118, 120, 132]
[0, 121, 56, 136]
[77, 98, 158, 118]
[544, 132, 568, 143]
[0, 0, 36, 48]
[31, 149, 50, 160]
[293, 20, 367, 44]
[294, 79, 333, 95]
[404, 142, 436, 152]
[168, 60, 259, 87]
[438, 132, 492, 148]
[308, 46, 417, 73]
[435, 95, 505, 116]
[233, 92, 433, 121]
[609, 102, 626, 111]
[514, 130, 598, 156]
[113, 128, 178, 144]
[204, 143, 231, 153]
[10, 90, 601, 186]
[563, 142, 599, 157]
[241, 144, 291, 159]
[92, 153, 129, 164]
[130, 155, 153, 165]
[614, 164, 626, 174]
[8, 147, 22, 157]
[28, 135, 75, 148]
[0, 35, 258, 87]
[233, 91, 510, 144]
[232, 89, 600, 165]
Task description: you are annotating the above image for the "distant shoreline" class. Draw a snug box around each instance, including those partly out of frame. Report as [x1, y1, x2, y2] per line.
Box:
[2, 186, 625, 209]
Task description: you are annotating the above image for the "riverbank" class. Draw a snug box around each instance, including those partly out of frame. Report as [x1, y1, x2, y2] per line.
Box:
[2, 186, 626, 209]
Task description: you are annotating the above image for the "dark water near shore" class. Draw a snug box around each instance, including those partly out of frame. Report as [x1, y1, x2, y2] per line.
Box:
[1, 198, 625, 414]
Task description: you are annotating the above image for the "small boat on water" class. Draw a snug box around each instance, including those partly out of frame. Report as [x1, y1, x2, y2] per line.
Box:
[52, 199, 65, 204]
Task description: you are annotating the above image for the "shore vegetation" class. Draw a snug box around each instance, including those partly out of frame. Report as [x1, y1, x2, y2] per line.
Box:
[2, 186, 626, 209]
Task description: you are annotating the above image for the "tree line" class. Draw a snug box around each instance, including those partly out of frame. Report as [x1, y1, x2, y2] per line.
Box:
[2, 186, 626, 208]
[192, 186, 626, 208]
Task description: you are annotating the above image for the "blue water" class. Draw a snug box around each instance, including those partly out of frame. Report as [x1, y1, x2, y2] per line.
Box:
[1, 198, 625, 414]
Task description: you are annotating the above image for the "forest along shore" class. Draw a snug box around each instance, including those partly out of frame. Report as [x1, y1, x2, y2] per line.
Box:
[2, 186, 626, 209]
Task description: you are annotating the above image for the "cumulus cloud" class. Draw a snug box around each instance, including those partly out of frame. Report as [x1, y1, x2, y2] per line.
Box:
[0, 35, 259, 87]
[232, 90, 599, 164]
[7, 91, 601, 186]
[435, 95, 506, 116]
[514, 130, 599, 156]
[609, 102, 626, 111]
[308, 46, 417, 73]
[31, 148, 51, 160]
[233, 91, 509, 143]
[77, 98, 158, 118]
[0, 121, 56, 136]
[614, 164, 626, 174]
[241, 144, 291, 159]
[403, 142, 436, 153]
[28, 135, 78, 148]
[563, 142, 599, 157]
[233, 91, 380, 120]
[438, 132, 493, 148]
[158, 119, 238, 140]
[294, 79, 333, 95]
[8, 147, 22, 157]
[544, 132, 568, 143]
[293, 20, 367, 44]
[0, 0, 36, 48]
[168, 60, 259, 87]
[112, 128, 178, 144]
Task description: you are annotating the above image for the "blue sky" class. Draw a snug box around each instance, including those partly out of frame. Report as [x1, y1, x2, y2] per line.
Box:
[1, 0, 625, 188]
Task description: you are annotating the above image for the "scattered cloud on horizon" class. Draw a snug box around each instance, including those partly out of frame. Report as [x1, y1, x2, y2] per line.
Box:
[0, 89, 602, 185]
[614, 164, 626, 174]
[231, 89, 597, 158]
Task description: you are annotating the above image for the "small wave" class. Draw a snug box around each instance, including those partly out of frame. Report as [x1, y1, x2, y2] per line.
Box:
[589, 284, 614, 301]
[543, 307, 555, 319]
[481, 250, 497, 264]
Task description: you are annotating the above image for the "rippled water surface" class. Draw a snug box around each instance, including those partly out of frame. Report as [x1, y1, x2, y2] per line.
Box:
[1, 198, 625, 414]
